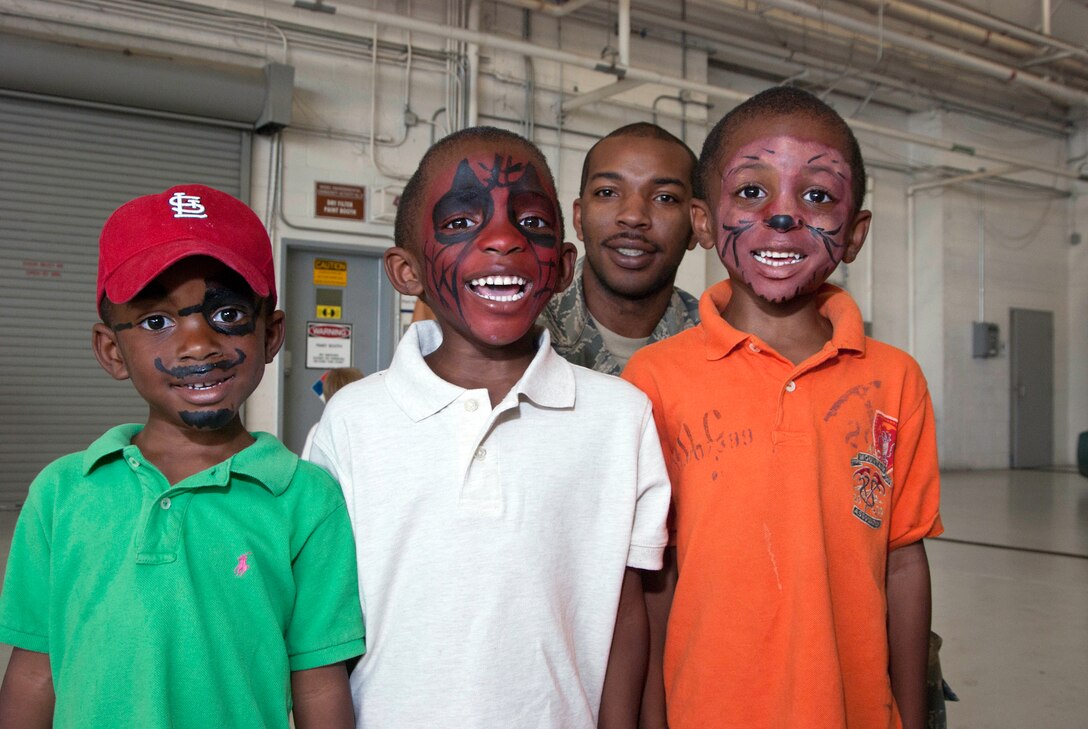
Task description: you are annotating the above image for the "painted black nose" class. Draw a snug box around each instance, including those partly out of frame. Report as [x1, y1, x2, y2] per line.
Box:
[766, 214, 798, 232]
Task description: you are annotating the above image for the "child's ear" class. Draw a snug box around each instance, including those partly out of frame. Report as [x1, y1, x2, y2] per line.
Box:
[263, 309, 286, 364]
[690, 199, 717, 250]
[383, 245, 425, 297]
[91, 323, 130, 381]
[842, 209, 872, 264]
[554, 241, 579, 293]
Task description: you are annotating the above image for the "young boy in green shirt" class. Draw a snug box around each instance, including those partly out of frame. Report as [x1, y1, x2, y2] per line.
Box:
[0, 185, 364, 729]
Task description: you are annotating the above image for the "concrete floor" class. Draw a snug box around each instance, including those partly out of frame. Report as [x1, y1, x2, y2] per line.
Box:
[1, 468, 1086, 727]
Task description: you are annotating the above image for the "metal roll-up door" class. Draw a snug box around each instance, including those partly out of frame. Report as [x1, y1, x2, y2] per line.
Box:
[0, 95, 248, 506]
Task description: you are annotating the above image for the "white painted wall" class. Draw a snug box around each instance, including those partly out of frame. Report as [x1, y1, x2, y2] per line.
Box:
[4, 0, 1084, 467]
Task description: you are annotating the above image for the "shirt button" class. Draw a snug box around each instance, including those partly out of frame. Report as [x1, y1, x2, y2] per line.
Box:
[785, 380, 797, 392]
[474, 447, 486, 460]
[160, 497, 172, 510]
[128, 457, 140, 468]
[748, 342, 760, 353]
[464, 399, 479, 412]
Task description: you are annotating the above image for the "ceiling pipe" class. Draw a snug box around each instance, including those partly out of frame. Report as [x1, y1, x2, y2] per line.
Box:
[467, 0, 481, 126]
[171, 0, 1084, 183]
[497, 0, 600, 17]
[617, 0, 630, 68]
[844, 0, 1088, 73]
[747, 0, 1088, 107]
[904, 0, 1088, 64]
[562, 77, 645, 113]
[625, 5, 1072, 135]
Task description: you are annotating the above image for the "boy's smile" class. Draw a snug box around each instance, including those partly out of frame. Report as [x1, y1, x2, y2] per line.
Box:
[93, 257, 283, 436]
[696, 115, 870, 306]
[419, 144, 574, 348]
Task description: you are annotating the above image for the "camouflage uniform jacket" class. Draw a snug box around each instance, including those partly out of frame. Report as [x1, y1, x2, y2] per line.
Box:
[540, 259, 701, 375]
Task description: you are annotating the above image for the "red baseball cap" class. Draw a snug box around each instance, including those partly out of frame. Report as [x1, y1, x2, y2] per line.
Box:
[97, 184, 277, 309]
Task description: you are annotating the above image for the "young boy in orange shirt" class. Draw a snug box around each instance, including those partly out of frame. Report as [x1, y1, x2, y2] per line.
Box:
[624, 87, 943, 729]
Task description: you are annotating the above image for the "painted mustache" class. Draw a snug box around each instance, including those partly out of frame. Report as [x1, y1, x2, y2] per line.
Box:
[155, 349, 247, 379]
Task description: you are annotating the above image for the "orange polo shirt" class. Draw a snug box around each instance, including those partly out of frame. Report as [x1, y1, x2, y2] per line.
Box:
[623, 281, 943, 729]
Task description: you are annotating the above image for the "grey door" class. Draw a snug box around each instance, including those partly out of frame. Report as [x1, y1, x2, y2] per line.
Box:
[1009, 308, 1054, 468]
[282, 241, 396, 455]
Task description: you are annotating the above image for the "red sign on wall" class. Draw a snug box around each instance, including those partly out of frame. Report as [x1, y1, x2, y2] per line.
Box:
[315, 182, 366, 220]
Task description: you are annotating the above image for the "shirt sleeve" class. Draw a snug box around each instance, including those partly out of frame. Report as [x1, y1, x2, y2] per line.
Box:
[0, 482, 52, 653]
[886, 376, 944, 551]
[626, 399, 672, 570]
[285, 482, 366, 671]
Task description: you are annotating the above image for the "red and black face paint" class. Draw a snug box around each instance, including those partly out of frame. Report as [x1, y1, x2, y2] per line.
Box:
[421, 151, 562, 335]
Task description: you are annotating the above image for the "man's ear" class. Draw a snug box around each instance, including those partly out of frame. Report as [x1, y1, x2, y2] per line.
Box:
[690, 199, 717, 250]
[842, 209, 872, 264]
[554, 241, 579, 294]
[383, 245, 425, 297]
[91, 323, 130, 381]
[263, 309, 287, 364]
[572, 197, 586, 242]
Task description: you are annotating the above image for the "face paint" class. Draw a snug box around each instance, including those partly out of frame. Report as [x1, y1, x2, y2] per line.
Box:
[102, 258, 272, 437]
[179, 408, 235, 429]
[711, 119, 860, 305]
[155, 348, 247, 379]
[421, 146, 563, 347]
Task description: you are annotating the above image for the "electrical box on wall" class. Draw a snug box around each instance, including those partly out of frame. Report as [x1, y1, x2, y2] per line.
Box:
[371, 185, 403, 224]
[972, 321, 1000, 358]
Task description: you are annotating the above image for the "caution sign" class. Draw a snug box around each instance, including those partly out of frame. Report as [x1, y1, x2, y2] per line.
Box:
[313, 258, 348, 287]
[306, 322, 352, 368]
[316, 305, 342, 319]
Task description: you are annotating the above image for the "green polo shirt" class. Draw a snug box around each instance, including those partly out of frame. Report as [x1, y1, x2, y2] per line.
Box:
[0, 425, 365, 729]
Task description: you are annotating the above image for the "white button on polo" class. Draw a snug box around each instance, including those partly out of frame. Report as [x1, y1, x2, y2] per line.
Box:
[128, 457, 140, 468]
[748, 342, 760, 353]
[785, 380, 797, 392]
[474, 447, 486, 460]
[160, 497, 172, 510]
[465, 399, 479, 412]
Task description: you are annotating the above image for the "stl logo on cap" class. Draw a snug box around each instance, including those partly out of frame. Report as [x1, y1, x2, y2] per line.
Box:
[97, 183, 278, 309]
[169, 191, 209, 219]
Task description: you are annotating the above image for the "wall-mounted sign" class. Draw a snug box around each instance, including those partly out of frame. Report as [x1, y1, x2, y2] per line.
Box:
[306, 322, 352, 368]
[315, 182, 365, 220]
[313, 258, 348, 287]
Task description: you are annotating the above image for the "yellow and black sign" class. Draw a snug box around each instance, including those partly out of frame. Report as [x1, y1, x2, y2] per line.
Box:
[313, 258, 348, 287]
[316, 305, 342, 319]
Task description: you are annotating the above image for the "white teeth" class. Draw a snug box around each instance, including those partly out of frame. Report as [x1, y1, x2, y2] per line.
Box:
[467, 274, 529, 302]
[469, 275, 528, 287]
[753, 250, 804, 267]
[185, 381, 221, 390]
[475, 290, 526, 302]
[616, 248, 646, 257]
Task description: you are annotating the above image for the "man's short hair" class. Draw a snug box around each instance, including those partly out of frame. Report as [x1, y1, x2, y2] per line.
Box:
[394, 126, 563, 249]
[695, 86, 867, 214]
[579, 122, 697, 196]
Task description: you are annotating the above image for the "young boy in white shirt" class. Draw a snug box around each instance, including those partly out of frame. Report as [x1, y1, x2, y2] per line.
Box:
[308, 127, 670, 729]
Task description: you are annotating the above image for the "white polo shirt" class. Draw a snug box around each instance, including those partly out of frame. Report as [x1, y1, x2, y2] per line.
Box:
[309, 321, 670, 729]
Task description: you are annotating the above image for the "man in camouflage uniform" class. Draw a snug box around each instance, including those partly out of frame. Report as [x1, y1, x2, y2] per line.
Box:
[541, 123, 701, 374]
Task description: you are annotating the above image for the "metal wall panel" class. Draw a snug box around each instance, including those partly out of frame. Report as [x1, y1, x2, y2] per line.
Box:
[0, 95, 246, 505]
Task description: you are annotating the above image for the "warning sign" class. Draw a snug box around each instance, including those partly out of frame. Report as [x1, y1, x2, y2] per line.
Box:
[313, 258, 348, 287]
[315, 182, 365, 220]
[306, 322, 352, 368]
